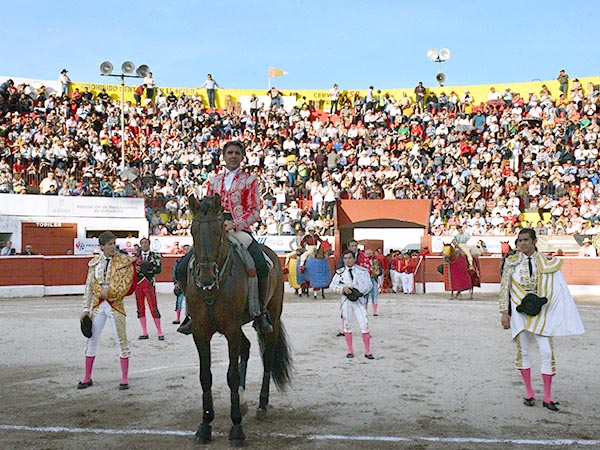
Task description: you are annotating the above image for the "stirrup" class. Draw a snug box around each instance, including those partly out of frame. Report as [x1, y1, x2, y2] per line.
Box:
[253, 313, 273, 333]
[177, 315, 193, 335]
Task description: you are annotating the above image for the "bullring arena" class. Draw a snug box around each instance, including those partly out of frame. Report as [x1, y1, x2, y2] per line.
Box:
[3, 38, 600, 450]
[1, 290, 599, 450]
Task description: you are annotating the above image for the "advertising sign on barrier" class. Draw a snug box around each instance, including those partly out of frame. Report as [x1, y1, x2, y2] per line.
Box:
[74, 235, 334, 255]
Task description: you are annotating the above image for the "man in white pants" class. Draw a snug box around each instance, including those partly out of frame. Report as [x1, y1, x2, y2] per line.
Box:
[499, 228, 584, 412]
[399, 252, 416, 294]
[330, 250, 374, 359]
[389, 250, 402, 293]
[78, 231, 136, 390]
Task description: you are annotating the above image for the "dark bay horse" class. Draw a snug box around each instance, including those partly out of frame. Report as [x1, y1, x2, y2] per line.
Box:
[184, 194, 292, 447]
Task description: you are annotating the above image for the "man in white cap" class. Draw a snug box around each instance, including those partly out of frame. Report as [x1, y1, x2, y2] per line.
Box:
[299, 226, 322, 271]
[59, 69, 71, 97]
[578, 237, 597, 257]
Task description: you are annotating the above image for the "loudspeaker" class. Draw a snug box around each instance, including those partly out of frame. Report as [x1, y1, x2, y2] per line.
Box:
[121, 61, 135, 74]
[436, 72, 447, 84]
[99, 61, 114, 76]
[136, 65, 150, 78]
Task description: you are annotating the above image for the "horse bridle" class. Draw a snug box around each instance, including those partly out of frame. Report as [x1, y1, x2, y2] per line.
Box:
[191, 215, 231, 290]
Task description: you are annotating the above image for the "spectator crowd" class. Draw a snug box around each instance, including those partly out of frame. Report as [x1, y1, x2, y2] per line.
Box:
[1, 70, 600, 243]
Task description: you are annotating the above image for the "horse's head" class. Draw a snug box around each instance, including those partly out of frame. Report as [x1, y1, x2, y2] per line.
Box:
[442, 243, 456, 260]
[189, 194, 227, 290]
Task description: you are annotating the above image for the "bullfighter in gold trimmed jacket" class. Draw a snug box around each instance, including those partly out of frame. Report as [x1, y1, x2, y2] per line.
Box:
[78, 231, 136, 391]
[499, 228, 584, 412]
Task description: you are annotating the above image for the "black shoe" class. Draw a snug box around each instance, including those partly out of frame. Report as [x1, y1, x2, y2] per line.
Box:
[119, 383, 129, 390]
[138, 335, 149, 340]
[365, 354, 375, 360]
[177, 316, 193, 335]
[336, 332, 345, 337]
[253, 314, 273, 334]
[346, 353, 354, 358]
[523, 397, 535, 407]
[543, 401, 559, 411]
[172, 320, 181, 325]
[77, 380, 93, 389]
[158, 336, 165, 341]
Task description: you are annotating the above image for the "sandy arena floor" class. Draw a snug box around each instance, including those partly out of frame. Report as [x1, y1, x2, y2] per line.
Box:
[0, 291, 599, 450]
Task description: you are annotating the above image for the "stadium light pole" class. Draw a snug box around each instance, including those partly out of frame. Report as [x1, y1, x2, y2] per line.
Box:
[99, 61, 150, 171]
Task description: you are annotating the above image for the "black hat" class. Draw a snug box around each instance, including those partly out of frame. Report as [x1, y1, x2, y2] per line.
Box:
[516, 293, 548, 316]
[80, 316, 92, 338]
[346, 287, 363, 301]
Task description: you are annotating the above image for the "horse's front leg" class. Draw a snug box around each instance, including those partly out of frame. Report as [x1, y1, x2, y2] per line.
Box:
[194, 334, 214, 444]
[226, 329, 246, 447]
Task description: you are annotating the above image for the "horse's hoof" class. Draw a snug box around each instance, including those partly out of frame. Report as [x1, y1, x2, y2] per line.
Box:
[229, 424, 246, 446]
[256, 406, 268, 420]
[195, 423, 212, 444]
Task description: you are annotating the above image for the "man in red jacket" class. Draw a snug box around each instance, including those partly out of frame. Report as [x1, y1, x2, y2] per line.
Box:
[135, 237, 164, 340]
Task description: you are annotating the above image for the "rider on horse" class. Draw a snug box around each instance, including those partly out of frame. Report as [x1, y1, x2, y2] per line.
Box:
[179, 141, 273, 334]
[299, 226, 322, 272]
[452, 223, 474, 268]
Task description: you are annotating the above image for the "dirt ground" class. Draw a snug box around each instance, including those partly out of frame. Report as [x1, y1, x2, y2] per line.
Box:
[0, 291, 599, 450]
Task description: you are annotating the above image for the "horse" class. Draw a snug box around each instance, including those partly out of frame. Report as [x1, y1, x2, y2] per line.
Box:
[184, 194, 293, 447]
[441, 243, 481, 299]
[296, 241, 333, 298]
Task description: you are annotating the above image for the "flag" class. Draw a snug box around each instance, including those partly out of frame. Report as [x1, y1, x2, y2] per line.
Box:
[268, 67, 288, 78]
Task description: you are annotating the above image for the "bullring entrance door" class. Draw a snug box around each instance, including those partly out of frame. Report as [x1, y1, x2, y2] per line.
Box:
[21, 222, 77, 255]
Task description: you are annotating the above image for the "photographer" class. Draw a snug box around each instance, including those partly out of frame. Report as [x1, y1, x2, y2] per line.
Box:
[134, 237, 164, 340]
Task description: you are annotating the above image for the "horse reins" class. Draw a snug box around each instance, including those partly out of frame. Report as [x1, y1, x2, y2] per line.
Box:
[192, 215, 232, 291]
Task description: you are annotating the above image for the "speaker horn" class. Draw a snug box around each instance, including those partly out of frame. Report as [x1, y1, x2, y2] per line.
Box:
[436, 72, 447, 84]
[439, 48, 451, 61]
[121, 61, 135, 75]
[99, 61, 114, 76]
[136, 64, 150, 78]
[426, 48, 438, 61]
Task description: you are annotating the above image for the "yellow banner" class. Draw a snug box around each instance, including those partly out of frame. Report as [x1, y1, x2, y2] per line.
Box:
[70, 76, 600, 110]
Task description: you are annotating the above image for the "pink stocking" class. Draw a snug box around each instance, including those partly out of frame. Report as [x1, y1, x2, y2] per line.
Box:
[362, 332, 372, 355]
[344, 332, 354, 354]
[176, 310, 181, 322]
[120, 357, 129, 385]
[82, 356, 95, 383]
[154, 317, 163, 337]
[139, 317, 148, 335]
[542, 373, 554, 403]
[520, 368, 534, 399]
[373, 304, 378, 315]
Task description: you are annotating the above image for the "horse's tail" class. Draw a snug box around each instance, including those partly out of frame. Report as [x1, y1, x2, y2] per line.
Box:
[258, 322, 293, 391]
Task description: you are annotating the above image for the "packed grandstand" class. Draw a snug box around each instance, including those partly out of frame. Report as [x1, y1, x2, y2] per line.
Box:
[1, 73, 600, 242]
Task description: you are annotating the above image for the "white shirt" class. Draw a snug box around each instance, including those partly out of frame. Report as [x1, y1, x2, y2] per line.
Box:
[330, 264, 373, 301]
[579, 244, 597, 257]
[224, 167, 241, 191]
[144, 75, 155, 88]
